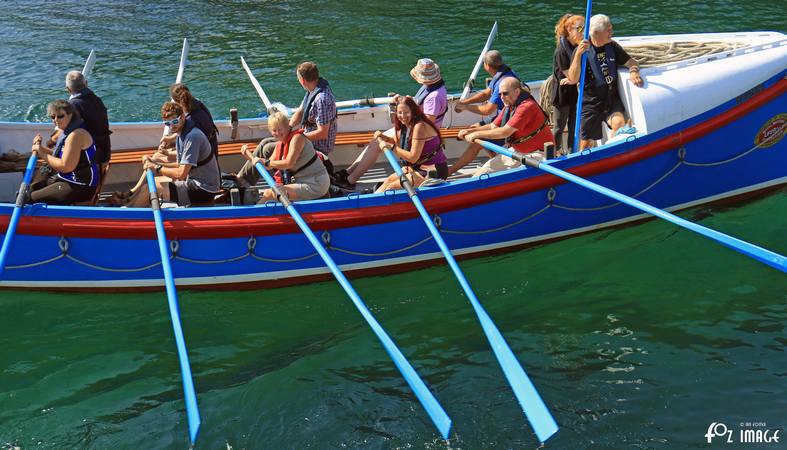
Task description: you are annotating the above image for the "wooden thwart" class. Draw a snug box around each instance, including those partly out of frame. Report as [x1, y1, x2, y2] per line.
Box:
[107, 127, 467, 165]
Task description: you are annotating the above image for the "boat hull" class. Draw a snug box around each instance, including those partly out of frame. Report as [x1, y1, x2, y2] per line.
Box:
[1, 72, 784, 291]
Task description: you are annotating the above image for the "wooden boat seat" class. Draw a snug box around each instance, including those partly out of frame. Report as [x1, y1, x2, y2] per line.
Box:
[107, 127, 466, 166]
[73, 164, 110, 206]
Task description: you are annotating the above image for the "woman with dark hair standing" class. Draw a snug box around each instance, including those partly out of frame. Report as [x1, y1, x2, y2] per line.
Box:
[374, 96, 446, 193]
[29, 99, 99, 204]
[551, 14, 584, 154]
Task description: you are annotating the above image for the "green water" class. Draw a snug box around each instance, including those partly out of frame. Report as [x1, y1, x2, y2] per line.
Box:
[1, 1, 786, 449]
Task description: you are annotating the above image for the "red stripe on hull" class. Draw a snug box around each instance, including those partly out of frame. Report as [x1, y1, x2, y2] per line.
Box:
[3, 79, 785, 240]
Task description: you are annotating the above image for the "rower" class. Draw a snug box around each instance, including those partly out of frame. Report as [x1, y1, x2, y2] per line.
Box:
[235, 61, 337, 192]
[333, 58, 448, 190]
[458, 77, 553, 176]
[125, 102, 220, 207]
[450, 50, 520, 176]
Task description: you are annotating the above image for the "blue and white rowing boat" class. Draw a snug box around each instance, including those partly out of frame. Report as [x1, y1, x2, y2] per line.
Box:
[0, 31, 785, 291]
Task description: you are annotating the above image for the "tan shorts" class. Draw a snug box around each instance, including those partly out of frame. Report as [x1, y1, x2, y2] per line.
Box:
[286, 172, 330, 200]
[473, 152, 544, 177]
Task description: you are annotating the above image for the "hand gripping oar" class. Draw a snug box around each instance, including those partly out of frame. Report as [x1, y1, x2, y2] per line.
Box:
[0, 154, 38, 277]
[148, 37, 201, 444]
[459, 21, 499, 101]
[1, 50, 98, 276]
[381, 149, 559, 443]
[251, 162, 452, 439]
[572, 0, 593, 153]
[476, 139, 787, 273]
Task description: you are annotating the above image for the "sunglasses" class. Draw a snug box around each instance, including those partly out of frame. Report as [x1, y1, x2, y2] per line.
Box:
[50, 113, 66, 120]
[500, 91, 513, 96]
[573, 25, 584, 32]
[163, 117, 180, 127]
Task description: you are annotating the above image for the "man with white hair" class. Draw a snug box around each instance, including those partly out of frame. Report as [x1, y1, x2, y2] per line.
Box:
[64, 70, 111, 164]
[566, 14, 643, 150]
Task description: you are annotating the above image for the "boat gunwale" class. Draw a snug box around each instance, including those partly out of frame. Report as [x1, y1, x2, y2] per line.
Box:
[0, 70, 785, 240]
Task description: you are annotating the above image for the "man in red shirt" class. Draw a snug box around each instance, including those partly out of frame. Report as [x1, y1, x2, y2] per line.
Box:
[458, 77, 553, 176]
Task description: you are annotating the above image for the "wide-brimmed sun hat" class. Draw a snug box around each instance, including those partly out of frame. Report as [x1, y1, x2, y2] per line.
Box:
[410, 58, 442, 85]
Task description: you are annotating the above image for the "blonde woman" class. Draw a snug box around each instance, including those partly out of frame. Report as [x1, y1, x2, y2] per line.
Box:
[240, 111, 329, 202]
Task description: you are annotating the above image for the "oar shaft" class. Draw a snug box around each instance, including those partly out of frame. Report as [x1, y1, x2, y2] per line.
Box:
[572, 2, 593, 153]
[175, 38, 189, 86]
[82, 50, 96, 79]
[460, 21, 499, 100]
[0, 154, 38, 277]
[145, 170, 202, 443]
[241, 57, 273, 110]
[381, 150, 558, 443]
[251, 162, 451, 438]
[476, 139, 787, 273]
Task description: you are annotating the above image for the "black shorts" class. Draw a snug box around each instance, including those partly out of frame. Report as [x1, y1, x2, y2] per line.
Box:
[29, 177, 96, 205]
[580, 92, 625, 141]
[168, 180, 215, 206]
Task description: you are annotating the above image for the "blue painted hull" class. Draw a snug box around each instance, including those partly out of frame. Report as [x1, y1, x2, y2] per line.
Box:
[1, 73, 785, 291]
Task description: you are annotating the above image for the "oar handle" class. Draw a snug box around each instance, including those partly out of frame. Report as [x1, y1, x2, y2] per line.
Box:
[17, 153, 39, 206]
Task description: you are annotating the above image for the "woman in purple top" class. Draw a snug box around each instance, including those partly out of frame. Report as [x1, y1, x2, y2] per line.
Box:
[374, 96, 447, 193]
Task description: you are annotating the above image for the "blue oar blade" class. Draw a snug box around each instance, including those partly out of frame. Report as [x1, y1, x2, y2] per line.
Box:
[473, 307, 559, 442]
[477, 140, 787, 273]
[253, 162, 452, 439]
[145, 170, 202, 444]
[381, 151, 558, 442]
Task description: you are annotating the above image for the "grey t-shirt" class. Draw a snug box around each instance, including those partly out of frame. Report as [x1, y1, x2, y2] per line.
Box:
[176, 124, 220, 193]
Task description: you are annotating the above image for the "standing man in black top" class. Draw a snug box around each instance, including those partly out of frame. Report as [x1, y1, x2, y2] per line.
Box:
[65, 70, 111, 165]
[566, 14, 643, 151]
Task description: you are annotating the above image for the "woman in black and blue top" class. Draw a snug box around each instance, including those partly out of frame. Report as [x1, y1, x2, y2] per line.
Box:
[29, 99, 99, 205]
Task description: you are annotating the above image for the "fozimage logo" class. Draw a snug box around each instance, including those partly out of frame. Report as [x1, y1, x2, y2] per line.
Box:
[706, 422, 733, 443]
[705, 421, 781, 444]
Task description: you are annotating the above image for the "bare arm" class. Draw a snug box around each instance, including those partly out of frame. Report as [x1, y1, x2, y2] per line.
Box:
[466, 123, 517, 142]
[456, 101, 498, 116]
[306, 122, 330, 141]
[565, 39, 589, 84]
[38, 129, 91, 173]
[460, 87, 492, 105]
[288, 107, 303, 128]
[623, 58, 644, 87]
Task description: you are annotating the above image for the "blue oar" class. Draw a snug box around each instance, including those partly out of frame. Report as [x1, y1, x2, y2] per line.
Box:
[572, 0, 593, 153]
[0, 154, 38, 277]
[476, 139, 787, 273]
[252, 162, 452, 439]
[147, 37, 200, 444]
[145, 170, 201, 442]
[381, 149, 559, 443]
